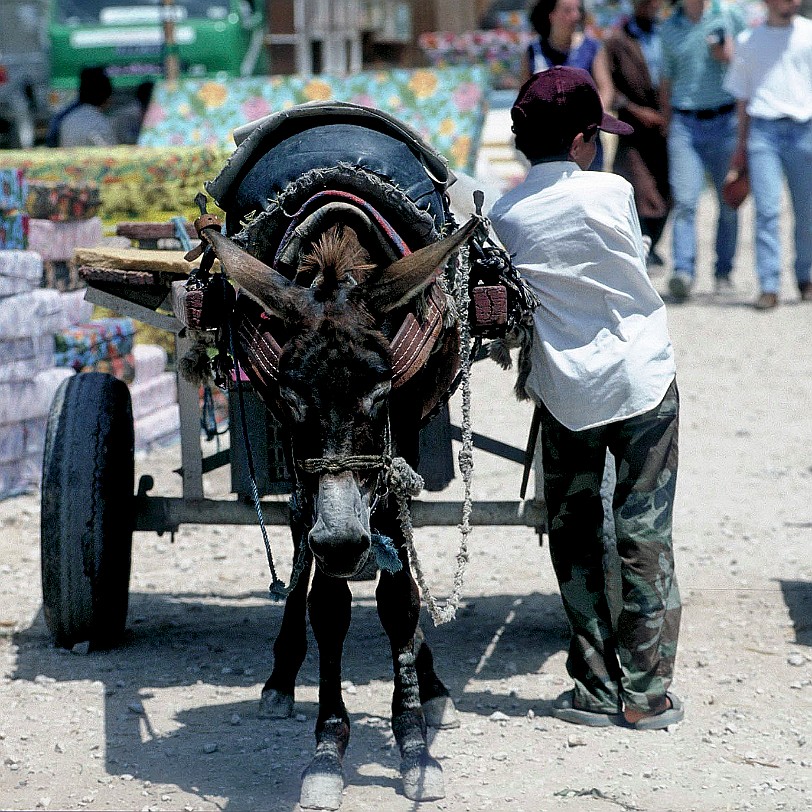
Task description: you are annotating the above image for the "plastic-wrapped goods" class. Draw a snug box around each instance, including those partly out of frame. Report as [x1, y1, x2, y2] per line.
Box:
[133, 343, 168, 383]
[0, 418, 46, 464]
[0, 289, 67, 338]
[59, 288, 94, 327]
[53, 317, 135, 373]
[0, 327, 58, 387]
[134, 402, 180, 452]
[0, 250, 43, 298]
[0, 453, 41, 499]
[0, 169, 28, 212]
[26, 181, 102, 222]
[0, 213, 29, 250]
[27, 216, 103, 263]
[1, 334, 54, 364]
[129, 371, 177, 421]
[0, 367, 73, 426]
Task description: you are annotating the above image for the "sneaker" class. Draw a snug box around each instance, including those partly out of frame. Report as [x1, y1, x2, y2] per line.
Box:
[800, 281, 812, 302]
[714, 275, 734, 295]
[668, 273, 692, 303]
[754, 292, 778, 310]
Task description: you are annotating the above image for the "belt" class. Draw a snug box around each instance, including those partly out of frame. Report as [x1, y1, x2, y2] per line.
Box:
[674, 103, 736, 120]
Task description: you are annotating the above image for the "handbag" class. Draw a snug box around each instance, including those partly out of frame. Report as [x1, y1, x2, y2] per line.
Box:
[722, 166, 750, 210]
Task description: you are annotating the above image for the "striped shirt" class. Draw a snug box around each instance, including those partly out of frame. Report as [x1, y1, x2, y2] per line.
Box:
[661, 1, 746, 111]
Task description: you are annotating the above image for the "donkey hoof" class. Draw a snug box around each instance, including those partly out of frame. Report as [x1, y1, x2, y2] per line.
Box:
[258, 688, 294, 719]
[300, 764, 344, 810]
[401, 752, 445, 801]
[422, 695, 460, 729]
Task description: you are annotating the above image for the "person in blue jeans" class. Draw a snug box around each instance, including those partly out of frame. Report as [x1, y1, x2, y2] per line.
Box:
[660, 0, 746, 301]
[524, 0, 614, 170]
[724, 0, 812, 310]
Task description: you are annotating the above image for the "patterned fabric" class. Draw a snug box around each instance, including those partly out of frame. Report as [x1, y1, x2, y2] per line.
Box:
[0, 145, 230, 223]
[418, 30, 534, 90]
[0, 68, 487, 223]
[54, 317, 136, 380]
[0, 214, 28, 250]
[0, 169, 27, 212]
[26, 182, 102, 222]
[138, 67, 489, 173]
[539, 380, 681, 715]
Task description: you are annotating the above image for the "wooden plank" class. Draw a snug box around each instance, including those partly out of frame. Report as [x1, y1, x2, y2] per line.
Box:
[73, 246, 197, 275]
[78, 266, 161, 286]
[116, 221, 196, 240]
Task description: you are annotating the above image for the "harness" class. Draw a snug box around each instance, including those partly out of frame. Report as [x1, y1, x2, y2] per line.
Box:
[178, 103, 538, 622]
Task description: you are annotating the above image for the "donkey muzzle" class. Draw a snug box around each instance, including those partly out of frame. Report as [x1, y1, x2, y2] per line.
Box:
[308, 471, 372, 578]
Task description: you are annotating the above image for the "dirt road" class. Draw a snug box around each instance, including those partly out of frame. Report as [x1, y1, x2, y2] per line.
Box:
[1, 190, 811, 812]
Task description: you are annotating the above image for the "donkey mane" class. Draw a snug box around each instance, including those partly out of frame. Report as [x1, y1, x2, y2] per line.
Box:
[299, 225, 377, 297]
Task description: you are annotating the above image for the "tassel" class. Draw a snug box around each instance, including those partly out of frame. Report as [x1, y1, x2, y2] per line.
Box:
[178, 334, 214, 387]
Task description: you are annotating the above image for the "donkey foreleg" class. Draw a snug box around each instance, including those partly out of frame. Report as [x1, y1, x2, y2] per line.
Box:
[415, 626, 460, 730]
[299, 569, 352, 811]
[377, 564, 445, 802]
[260, 546, 313, 719]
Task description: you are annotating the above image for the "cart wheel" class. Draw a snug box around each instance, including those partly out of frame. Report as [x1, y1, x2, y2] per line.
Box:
[41, 373, 135, 649]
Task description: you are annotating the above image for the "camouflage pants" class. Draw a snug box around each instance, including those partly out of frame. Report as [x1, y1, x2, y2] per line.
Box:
[539, 379, 681, 715]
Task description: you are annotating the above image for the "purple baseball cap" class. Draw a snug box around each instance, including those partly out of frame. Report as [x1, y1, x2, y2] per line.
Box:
[511, 66, 634, 145]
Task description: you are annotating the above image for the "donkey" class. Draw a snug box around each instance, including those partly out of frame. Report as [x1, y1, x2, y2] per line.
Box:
[197, 215, 477, 808]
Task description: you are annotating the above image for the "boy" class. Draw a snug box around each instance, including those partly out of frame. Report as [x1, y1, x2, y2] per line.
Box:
[489, 66, 683, 729]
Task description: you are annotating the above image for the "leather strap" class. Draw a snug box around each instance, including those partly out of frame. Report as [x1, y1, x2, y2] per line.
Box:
[237, 309, 283, 392]
[236, 281, 447, 395]
[390, 283, 447, 389]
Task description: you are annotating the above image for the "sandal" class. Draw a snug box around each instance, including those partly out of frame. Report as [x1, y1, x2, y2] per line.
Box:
[551, 690, 623, 728]
[624, 692, 684, 731]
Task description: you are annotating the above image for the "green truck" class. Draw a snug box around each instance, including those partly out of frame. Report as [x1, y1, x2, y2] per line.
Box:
[48, 0, 267, 98]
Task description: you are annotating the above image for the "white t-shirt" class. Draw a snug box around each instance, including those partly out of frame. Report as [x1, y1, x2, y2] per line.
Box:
[490, 161, 676, 432]
[724, 16, 812, 122]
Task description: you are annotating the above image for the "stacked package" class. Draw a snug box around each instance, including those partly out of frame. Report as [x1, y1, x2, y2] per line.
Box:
[0, 281, 76, 499]
[25, 180, 103, 292]
[27, 216, 104, 291]
[26, 182, 102, 222]
[130, 344, 180, 453]
[0, 169, 29, 250]
[54, 317, 136, 380]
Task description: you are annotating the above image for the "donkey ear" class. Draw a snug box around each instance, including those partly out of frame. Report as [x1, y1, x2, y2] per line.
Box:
[363, 216, 481, 313]
[201, 229, 307, 321]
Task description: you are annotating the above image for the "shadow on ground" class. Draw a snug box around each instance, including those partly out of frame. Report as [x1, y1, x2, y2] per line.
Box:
[780, 579, 812, 647]
[11, 588, 567, 810]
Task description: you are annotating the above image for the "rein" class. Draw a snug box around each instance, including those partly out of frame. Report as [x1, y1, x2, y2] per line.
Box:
[297, 455, 388, 475]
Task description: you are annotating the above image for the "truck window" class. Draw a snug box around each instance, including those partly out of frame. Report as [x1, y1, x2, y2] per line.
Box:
[53, 2, 242, 25]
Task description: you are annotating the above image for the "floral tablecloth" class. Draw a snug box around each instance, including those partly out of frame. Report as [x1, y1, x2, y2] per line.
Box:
[0, 67, 489, 222]
[0, 145, 230, 223]
[138, 66, 490, 173]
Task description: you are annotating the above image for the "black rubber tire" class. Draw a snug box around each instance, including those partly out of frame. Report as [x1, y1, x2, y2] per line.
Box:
[41, 373, 135, 649]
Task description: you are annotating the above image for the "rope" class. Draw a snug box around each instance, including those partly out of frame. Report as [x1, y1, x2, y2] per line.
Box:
[298, 455, 387, 475]
[392, 243, 475, 626]
[225, 314, 289, 599]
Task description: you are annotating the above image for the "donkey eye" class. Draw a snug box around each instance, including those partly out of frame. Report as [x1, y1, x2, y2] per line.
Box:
[279, 386, 307, 422]
[361, 381, 391, 414]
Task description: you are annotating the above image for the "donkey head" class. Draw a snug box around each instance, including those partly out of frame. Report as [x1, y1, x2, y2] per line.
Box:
[203, 222, 472, 578]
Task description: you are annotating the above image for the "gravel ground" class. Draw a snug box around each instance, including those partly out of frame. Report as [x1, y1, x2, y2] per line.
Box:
[1, 189, 811, 812]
